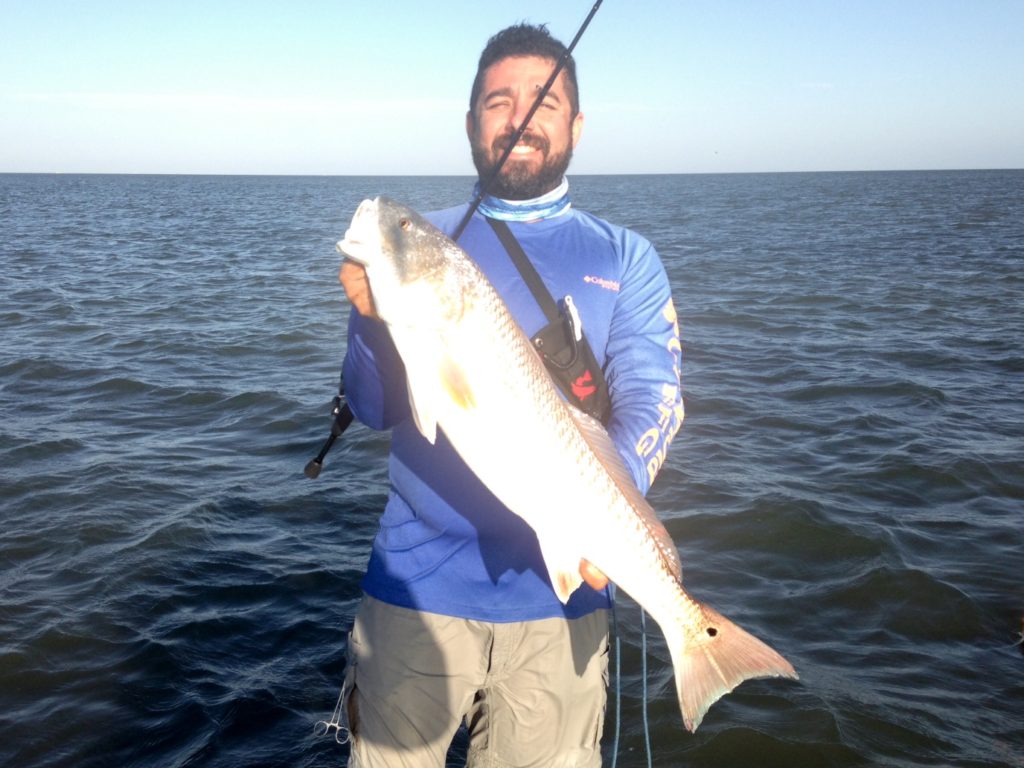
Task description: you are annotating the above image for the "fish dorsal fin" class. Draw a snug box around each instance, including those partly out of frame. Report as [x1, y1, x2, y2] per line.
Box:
[568, 405, 683, 582]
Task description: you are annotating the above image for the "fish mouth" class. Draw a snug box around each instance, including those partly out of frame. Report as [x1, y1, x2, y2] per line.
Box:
[337, 197, 380, 265]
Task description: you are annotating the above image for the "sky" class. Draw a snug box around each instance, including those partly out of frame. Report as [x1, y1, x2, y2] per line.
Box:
[2, 0, 1022, 175]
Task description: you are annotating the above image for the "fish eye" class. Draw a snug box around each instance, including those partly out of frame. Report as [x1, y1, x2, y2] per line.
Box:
[399, 217, 411, 231]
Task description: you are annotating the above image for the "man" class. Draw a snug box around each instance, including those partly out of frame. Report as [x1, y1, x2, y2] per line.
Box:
[337, 23, 683, 767]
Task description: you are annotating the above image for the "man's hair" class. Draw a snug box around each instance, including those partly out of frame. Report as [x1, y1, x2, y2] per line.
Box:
[469, 23, 579, 117]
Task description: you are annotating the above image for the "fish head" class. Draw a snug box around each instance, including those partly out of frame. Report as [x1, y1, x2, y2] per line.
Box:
[337, 196, 466, 327]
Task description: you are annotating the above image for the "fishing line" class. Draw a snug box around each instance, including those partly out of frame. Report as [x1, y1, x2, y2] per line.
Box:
[640, 607, 652, 768]
[609, 586, 622, 768]
[608, 586, 655, 768]
[306, 0, 605, 475]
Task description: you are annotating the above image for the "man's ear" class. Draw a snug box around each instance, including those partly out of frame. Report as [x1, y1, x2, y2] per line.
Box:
[571, 111, 584, 149]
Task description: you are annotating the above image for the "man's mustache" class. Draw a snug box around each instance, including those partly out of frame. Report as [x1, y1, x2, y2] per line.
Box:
[493, 131, 549, 155]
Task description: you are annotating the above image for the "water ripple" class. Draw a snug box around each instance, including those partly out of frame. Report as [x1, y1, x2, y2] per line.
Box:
[3, 171, 1023, 767]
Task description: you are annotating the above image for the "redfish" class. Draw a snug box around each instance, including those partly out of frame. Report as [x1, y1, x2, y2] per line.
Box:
[338, 197, 797, 731]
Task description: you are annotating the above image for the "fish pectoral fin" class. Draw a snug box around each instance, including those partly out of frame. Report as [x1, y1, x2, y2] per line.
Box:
[401, 350, 474, 444]
[538, 538, 585, 604]
[396, 342, 439, 444]
[439, 354, 475, 410]
[404, 373, 437, 444]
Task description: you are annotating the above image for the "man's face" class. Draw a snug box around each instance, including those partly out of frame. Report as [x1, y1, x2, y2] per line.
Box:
[467, 55, 584, 200]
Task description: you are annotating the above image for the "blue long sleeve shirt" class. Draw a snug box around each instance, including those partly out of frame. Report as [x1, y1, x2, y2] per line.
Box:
[342, 199, 683, 621]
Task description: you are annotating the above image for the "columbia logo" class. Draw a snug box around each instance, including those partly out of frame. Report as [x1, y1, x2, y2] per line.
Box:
[583, 275, 620, 292]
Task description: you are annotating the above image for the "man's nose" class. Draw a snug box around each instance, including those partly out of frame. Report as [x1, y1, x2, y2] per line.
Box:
[510, 98, 532, 133]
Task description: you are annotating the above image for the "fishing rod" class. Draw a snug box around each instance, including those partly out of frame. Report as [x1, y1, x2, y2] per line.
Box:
[303, 391, 353, 478]
[304, 0, 604, 479]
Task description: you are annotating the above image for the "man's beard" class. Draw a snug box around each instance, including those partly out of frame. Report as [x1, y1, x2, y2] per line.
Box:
[471, 130, 573, 200]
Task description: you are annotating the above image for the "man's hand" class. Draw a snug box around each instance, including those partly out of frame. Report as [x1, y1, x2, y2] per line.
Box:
[580, 559, 609, 591]
[339, 259, 378, 318]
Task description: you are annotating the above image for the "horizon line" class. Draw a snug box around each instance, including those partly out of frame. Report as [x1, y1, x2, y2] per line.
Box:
[2, 167, 1022, 178]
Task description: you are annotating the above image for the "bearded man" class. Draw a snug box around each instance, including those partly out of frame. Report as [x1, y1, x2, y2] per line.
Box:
[337, 23, 682, 768]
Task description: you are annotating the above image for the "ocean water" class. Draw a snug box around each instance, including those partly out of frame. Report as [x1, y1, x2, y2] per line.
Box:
[1, 170, 1022, 767]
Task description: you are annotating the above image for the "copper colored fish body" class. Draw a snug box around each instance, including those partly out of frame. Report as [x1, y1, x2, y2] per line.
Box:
[339, 196, 797, 731]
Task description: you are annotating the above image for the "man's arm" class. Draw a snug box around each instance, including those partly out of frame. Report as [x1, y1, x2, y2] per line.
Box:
[604, 240, 684, 495]
[581, 236, 683, 592]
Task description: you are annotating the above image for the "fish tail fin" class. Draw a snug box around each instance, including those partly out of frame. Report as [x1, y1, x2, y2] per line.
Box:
[666, 602, 798, 733]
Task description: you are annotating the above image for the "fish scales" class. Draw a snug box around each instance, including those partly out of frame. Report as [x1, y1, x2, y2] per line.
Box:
[338, 196, 798, 732]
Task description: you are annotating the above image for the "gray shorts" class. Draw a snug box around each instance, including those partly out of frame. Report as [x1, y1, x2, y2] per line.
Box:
[339, 595, 610, 768]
